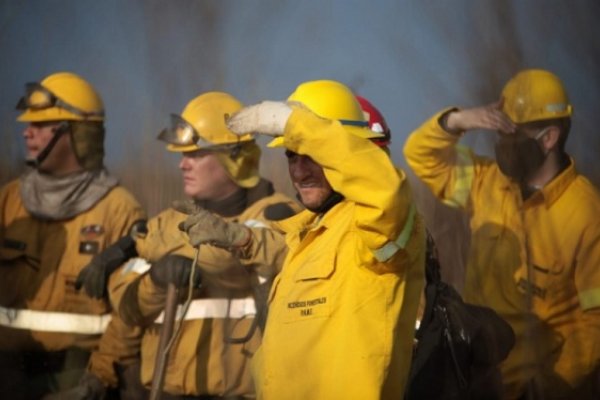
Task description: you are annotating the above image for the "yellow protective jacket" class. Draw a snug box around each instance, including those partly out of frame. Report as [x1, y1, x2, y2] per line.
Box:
[112, 182, 299, 397]
[404, 111, 600, 398]
[253, 109, 425, 400]
[0, 179, 144, 354]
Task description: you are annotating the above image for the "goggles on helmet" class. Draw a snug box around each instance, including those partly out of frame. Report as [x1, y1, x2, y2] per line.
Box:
[157, 113, 240, 152]
[16, 82, 105, 119]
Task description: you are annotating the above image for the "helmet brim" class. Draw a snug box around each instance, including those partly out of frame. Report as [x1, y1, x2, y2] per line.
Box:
[267, 125, 384, 148]
[17, 108, 103, 122]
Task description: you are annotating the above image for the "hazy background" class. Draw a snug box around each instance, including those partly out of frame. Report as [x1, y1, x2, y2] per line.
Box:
[1, 0, 599, 287]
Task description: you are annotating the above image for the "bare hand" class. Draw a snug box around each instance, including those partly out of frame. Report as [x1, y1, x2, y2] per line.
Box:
[446, 100, 516, 134]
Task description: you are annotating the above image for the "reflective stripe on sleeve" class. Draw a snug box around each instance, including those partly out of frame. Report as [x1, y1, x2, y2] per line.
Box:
[154, 296, 256, 324]
[0, 306, 111, 334]
[122, 257, 152, 275]
[442, 144, 474, 208]
[244, 219, 268, 228]
[579, 288, 600, 310]
[373, 203, 416, 262]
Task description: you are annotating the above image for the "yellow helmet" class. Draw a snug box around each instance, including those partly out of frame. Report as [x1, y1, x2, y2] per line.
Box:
[268, 79, 384, 147]
[159, 92, 260, 188]
[158, 92, 253, 153]
[501, 69, 572, 124]
[16, 72, 104, 122]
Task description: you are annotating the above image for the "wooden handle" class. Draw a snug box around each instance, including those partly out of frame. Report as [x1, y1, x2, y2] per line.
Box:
[149, 283, 179, 400]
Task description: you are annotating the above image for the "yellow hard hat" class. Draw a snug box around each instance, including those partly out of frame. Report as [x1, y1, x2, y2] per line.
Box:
[501, 69, 572, 124]
[158, 92, 254, 153]
[159, 92, 259, 188]
[16, 72, 105, 122]
[268, 79, 384, 148]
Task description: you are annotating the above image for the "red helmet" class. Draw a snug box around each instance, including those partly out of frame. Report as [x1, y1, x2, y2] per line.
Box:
[356, 95, 391, 147]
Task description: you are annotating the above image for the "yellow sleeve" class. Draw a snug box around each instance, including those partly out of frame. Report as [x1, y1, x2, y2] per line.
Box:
[242, 227, 289, 275]
[403, 109, 482, 209]
[88, 313, 144, 387]
[237, 193, 301, 275]
[282, 108, 415, 261]
[112, 271, 169, 327]
[135, 209, 194, 262]
[553, 220, 600, 389]
[576, 223, 600, 311]
[549, 309, 600, 392]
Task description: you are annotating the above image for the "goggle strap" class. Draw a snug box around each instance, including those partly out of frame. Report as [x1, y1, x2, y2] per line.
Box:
[17, 82, 104, 120]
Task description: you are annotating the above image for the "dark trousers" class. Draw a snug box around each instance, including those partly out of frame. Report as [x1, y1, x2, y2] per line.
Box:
[0, 348, 90, 400]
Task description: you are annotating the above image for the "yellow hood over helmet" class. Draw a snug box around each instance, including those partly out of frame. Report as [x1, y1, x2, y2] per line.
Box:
[214, 141, 261, 189]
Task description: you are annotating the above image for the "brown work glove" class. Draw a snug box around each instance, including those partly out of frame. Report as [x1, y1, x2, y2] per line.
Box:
[173, 200, 251, 249]
[75, 235, 138, 299]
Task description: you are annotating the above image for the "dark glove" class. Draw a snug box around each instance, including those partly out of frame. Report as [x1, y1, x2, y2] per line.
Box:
[75, 235, 137, 298]
[41, 371, 106, 400]
[149, 254, 201, 289]
[173, 200, 250, 249]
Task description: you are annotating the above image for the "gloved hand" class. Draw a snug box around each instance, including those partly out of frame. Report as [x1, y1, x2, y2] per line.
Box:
[173, 200, 251, 249]
[75, 235, 137, 299]
[149, 254, 201, 289]
[226, 101, 294, 137]
[41, 371, 106, 400]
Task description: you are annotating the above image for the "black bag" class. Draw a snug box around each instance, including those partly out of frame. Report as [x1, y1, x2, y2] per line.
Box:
[405, 235, 515, 400]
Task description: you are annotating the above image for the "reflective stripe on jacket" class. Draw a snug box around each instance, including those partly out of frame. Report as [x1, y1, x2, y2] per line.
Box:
[153, 297, 256, 323]
[0, 306, 111, 334]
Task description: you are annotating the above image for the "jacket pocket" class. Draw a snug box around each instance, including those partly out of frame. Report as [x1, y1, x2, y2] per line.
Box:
[281, 250, 335, 323]
[514, 243, 563, 300]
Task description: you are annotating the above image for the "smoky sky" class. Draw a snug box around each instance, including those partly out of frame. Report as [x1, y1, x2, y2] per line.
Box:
[2, 0, 599, 287]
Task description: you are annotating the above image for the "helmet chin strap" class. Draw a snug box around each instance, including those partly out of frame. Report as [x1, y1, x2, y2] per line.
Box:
[26, 122, 70, 168]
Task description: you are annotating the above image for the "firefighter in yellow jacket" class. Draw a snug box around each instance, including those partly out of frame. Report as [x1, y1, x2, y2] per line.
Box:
[108, 91, 300, 399]
[403, 69, 600, 399]
[0, 72, 145, 399]
[182, 80, 425, 399]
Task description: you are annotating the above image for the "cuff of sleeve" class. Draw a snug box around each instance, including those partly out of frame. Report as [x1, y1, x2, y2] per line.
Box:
[427, 107, 465, 143]
[372, 203, 417, 262]
[437, 107, 463, 136]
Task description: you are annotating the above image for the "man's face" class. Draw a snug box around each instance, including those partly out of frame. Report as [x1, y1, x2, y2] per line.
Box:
[286, 150, 333, 210]
[179, 149, 238, 200]
[22, 121, 76, 173]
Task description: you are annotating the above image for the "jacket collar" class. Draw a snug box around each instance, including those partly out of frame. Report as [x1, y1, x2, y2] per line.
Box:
[498, 157, 577, 208]
[536, 157, 577, 207]
[276, 200, 347, 235]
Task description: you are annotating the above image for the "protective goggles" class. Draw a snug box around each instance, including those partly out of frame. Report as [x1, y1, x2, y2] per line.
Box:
[16, 82, 104, 119]
[158, 114, 240, 151]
